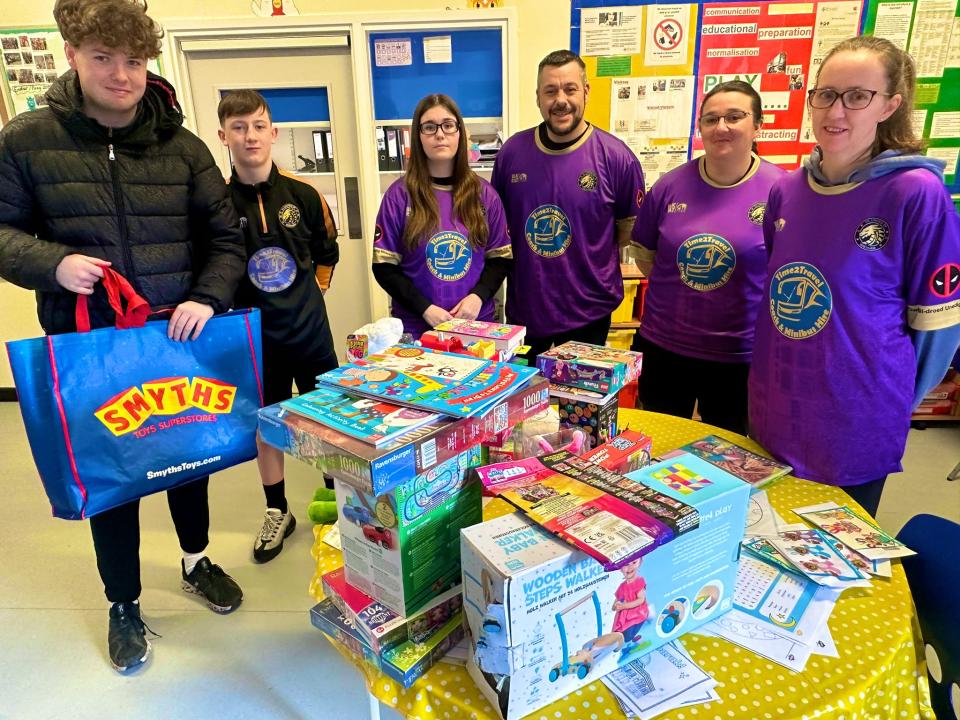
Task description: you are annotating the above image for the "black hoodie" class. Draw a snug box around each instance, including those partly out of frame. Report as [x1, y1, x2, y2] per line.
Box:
[0, 70, 245, 334]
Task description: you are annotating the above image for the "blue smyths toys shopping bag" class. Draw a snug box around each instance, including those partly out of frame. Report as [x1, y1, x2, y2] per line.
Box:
[6, 270, 263, 519]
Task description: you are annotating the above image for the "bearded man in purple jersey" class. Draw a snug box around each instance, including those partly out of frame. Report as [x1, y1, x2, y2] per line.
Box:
[491, 50, 645, 361]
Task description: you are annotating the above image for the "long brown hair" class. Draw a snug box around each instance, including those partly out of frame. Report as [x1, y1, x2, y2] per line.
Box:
[403, 94, 488, 250]
[816, 35, 922, 154]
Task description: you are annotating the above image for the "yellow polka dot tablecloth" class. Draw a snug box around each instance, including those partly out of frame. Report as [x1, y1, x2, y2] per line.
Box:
[309, 410, 933, 720]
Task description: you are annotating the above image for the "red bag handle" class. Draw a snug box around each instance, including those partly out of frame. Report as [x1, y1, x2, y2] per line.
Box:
[75, 267, 152, 332]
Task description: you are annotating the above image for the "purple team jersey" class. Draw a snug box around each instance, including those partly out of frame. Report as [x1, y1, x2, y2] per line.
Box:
[750, 167, 960, 486]
[633, 156, 785, 362]
[491, 126, 645, 338]
[373, 178, 512, 338]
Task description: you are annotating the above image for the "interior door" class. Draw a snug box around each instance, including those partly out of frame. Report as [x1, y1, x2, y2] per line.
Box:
[184, 42, 370, 361]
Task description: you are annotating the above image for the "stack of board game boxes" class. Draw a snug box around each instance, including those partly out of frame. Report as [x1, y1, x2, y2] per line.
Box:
[536, 342, 643, 448]
[257, 345, 550, 686]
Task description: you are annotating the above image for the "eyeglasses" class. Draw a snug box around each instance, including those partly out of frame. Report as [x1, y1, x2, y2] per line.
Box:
[807, 88, 890, 110]
[419, 120, 460, 136]
[699, 111, 752, 129]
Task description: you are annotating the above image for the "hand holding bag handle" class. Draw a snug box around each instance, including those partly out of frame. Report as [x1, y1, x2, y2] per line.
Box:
[75, 267, 152, 332]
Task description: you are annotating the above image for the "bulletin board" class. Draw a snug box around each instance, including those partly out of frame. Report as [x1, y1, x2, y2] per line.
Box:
[368, 28, 503, 121]
[570, 0, 960, 197]
[0, 27, 71, 117]
[863, 0, 960, 194]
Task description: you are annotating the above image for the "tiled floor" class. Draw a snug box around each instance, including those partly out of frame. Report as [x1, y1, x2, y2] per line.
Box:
[1, 401, 957, 720]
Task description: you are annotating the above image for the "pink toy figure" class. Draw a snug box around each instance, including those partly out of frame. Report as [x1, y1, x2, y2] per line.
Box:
[611, 558, 649, 644]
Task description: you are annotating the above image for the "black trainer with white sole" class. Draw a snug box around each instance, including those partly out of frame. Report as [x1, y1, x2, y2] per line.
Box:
[253, 508, 297, 563]
[181, 557, 243, 613]
[108, 601, 152, 672]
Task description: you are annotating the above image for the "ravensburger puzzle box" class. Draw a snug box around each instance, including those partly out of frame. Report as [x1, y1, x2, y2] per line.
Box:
[460, 452, 749, 720]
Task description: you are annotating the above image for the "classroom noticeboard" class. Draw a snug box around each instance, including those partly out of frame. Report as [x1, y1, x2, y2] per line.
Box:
[1, 28, 70, 117]
[368, 28, 503, 121]
[863, 0, 960, 194]
[571, 0, 960, 197]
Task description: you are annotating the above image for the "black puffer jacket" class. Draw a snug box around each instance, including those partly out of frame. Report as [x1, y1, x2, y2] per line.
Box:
[0, 70, 245, 333]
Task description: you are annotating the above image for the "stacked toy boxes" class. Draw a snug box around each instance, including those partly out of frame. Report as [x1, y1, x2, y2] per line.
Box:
[536, 342, 643, 449]
[460, 452, 750, 720]
[258, 376, 551, 686]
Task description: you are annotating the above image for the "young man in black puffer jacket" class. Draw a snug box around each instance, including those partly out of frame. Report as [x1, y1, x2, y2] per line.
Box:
[0, 0, 247, 673]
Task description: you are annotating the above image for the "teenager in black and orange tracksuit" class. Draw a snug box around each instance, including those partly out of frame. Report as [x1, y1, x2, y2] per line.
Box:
[219, 90, 339, 562]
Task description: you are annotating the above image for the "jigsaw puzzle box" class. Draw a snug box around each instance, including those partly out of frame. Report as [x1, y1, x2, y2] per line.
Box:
[258, 376, 549, 495]
[336, 444, 484, 616]
[460, 452, 749, 720]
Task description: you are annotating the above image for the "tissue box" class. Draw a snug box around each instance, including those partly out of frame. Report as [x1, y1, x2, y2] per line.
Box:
[258, 376, 549, 496]
[337, 444, 484, 616]
[460, 452, 749, 720]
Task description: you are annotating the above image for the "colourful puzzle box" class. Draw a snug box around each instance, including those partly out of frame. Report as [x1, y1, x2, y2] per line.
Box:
[336, 444, 484, 616]
[258, 376, 550, 495]
[537, 342, 642, 394]
[310, 597, 465, 688]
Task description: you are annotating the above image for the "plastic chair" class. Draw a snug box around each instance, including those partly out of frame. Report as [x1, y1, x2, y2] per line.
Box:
[897, 514, 960, 720]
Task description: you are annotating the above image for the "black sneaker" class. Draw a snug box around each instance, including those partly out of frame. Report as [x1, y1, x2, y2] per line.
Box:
[108, 601, 152, 672]
[253, 508, 297, 563]
[181, 557, 243, 613]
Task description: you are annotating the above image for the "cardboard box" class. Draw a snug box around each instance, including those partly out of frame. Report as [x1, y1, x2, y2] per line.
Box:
[552, 385, 619, 449]
[322, 567, 464, 654]
[537, 342, 642, 394]
[460, 453, 749, 720]
[581, 429, 653, 474]
[337, 444, 484, 616]
[258, 376, 550, 495]
[310, 598, 466, 688]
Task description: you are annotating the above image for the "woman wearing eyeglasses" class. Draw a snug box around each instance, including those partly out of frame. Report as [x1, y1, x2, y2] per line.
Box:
[749, 36, 960, 516]
[372, 94, 513, 338]
[629, 81, 784, 434]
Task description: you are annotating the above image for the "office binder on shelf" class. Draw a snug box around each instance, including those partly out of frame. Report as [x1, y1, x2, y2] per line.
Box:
[323, 131, 335, 173]
[376, 126, 388, 171]
[400, 128, 411, 171]
[313, 131, 328, 173]
[385, 128, 402, 171]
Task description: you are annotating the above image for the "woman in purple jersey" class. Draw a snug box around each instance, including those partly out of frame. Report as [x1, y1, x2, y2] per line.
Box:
[631, 81, 784, 434]
[372, 94, 513, 339]
[749, 36, 960, 516]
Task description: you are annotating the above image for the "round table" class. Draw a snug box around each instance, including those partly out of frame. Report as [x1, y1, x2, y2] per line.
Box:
[310, 410, 933, 720]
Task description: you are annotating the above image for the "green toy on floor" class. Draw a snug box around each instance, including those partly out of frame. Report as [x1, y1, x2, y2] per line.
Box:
[308, 486, 338, 524]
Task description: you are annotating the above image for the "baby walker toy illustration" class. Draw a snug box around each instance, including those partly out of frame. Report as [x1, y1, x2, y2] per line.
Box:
[548, 592, 624, 682]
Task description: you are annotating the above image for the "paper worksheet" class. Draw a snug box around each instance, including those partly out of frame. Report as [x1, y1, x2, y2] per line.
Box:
[697, 614, 837, 672]
[731, 553, 839, 644]
[602, 641, 716, 718]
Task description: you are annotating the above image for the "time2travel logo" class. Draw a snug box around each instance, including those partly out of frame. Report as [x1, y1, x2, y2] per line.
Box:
[769, 262, 832, 339]
[525, 204, 572, 258]
[677, 234, 736, 291]
[427, 231, 472, 281]
[95, 376, 238, 438]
